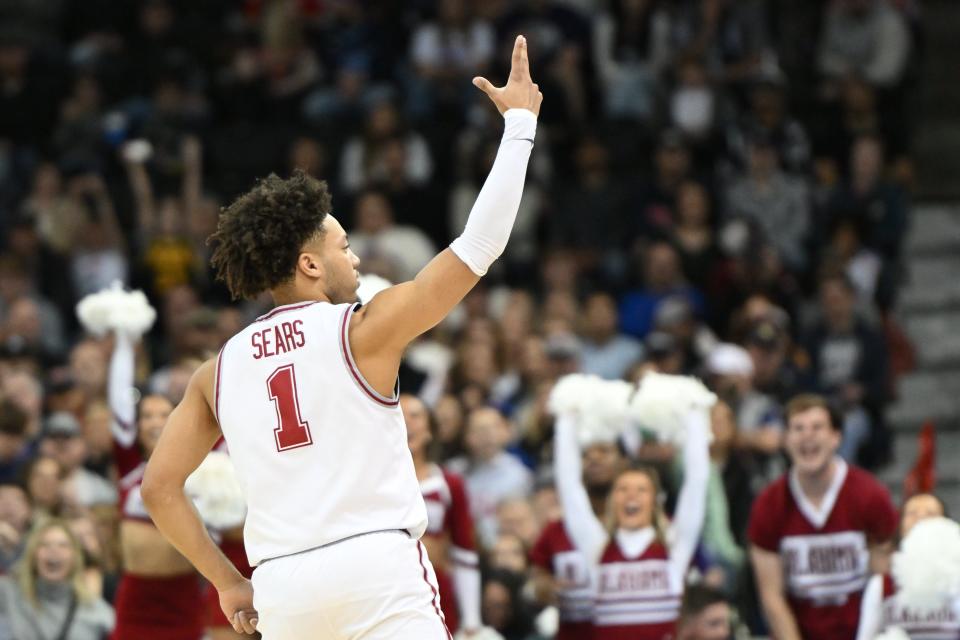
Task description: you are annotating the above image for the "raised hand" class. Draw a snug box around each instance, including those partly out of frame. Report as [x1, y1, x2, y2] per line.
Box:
[473, 35, 543, 117]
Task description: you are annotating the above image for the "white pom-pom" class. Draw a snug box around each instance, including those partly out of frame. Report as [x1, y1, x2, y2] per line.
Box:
[548, 374, 633, 447]
[627, 372, 716, 444]
[185, 451, 247, 530]
[453, 627, 504, 640]
[357, 273, 393, 305]
[892, 516, 960, 612]
[874, 627, 910, 640]
[76, 281, 157, 338]
[534, 605, 559, 638]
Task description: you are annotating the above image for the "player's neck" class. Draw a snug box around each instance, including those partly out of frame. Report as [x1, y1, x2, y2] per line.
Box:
[271, 284, 329, 307]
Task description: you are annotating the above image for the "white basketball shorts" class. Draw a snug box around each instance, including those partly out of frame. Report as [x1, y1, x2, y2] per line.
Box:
[251, 530, 451, 639]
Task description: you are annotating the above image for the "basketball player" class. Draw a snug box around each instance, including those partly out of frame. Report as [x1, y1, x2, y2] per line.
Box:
[552, 409, 710, 639]
[855, 492, 960, 640]
[140, 35, 541, 639]
[530, 440, 625, 640]
[107, 331, 205, 640]
[748, 394, 898, 640]
[402, 393, 481, 635]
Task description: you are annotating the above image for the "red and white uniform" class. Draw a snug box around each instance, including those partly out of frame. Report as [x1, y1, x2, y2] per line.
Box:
[530, 520, 593, 640]
[553, 411, 710, 640]
[748, 458, 898, 640]
[216, 302, 445, 639]
[108, 333, 205, 640]
[857, 573, 960, 640]
[420, 465, 481, 633]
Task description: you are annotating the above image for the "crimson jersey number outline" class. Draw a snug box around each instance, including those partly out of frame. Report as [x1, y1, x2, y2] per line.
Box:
[266, 364, 313, 451]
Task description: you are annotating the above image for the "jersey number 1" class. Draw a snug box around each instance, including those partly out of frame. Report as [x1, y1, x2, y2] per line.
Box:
[267, 364, 313, 451]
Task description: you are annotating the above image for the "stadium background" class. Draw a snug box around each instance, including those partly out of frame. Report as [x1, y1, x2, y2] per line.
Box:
[0, 0, 957, 637]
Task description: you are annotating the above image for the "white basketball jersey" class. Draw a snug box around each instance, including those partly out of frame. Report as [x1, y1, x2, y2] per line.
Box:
[215, 301, 427, 565]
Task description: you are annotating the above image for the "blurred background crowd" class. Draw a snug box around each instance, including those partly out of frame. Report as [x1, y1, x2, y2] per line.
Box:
[0, 0, 931, 637]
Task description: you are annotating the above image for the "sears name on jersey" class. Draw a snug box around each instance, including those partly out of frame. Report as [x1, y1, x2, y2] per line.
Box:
[251, 320, 306, 359]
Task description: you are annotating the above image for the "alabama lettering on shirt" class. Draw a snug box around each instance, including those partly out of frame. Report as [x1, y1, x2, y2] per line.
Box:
[882, 574, 960, 640]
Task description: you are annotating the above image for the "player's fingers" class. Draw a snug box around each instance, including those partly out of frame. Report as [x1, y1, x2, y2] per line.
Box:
[230, 613, 244, 634]
[472, 76, 497, 97]
[237, 610, 258, 634]
[510, 35, 527, 79]
[535, 91, 544, 112]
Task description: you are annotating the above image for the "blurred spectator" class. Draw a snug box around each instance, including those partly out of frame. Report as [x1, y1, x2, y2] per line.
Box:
[550, 135, 628, 263]
[619, 241, 704, 339]
[818, 0, 911, 89]
[725, 74, 811, 175]
[823, 134, 908, 265]
[481, 569, 540, 640]
[705, 343, 783, 459]
[348, 189, 436, 282]
[578, 291, 644, 380]
[0, 519, 115, 640]
[802, 274, 889, 462]
[38, 413, 116, 510]
[22, 456, 65, 520]
[670, 180, 720, 290]
[724, 135, 811, 272]
[448, 407, 533, 548]
[340, 101, 433, 194]
[490, 533, 529, 574]
[676, 583, 732, 640]
[409, 0, 495, 114]
[0, 483, 30, 571]
[592, 0, 672, 121]
[0, 400, 31, 483]
[630, 129, 694, 236]
[666, 56, 718, 146]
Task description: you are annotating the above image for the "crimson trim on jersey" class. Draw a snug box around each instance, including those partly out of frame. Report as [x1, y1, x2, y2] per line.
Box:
[417, 541, 453, 640]
[339, 304, 400, 407]
[214, 346, 224, 422]
[255, 300, 319, 322]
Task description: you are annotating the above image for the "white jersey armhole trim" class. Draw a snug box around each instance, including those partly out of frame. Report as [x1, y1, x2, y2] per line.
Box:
[339, 303, 400, 407]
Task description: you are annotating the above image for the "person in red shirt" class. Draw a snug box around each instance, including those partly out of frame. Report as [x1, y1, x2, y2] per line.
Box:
[749, 393, 898, 640]
[402, 394, 481, 635]
[856, 492, 960, 640]
[530, 439, 625, 640]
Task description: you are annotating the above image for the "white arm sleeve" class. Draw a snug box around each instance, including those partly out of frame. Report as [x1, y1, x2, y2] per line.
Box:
[452, 558, 482, 631]
[855, 574, 884, 640]
[554, 414, 609, 563]
[448, 109, 537, 276]
[108, 332, 138, 448]
[668, 409, 711, 588]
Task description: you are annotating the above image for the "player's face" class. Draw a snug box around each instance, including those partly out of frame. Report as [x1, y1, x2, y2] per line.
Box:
[684, 602, 731, 640]
[319, 215, 360, 305]
[401, 395, 431, 456]
[138, 395, 173, 456]
[901, 493, 944, 537]
[612, 470, 656, 530]
[583, 442, 621, 489]
[784, 407, 841, 476]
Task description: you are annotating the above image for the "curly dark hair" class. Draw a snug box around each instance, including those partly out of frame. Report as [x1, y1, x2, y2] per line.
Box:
[208, 169, 332, 300]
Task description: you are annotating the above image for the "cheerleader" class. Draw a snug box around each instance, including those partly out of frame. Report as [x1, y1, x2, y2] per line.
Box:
[553, 404, 710, 639]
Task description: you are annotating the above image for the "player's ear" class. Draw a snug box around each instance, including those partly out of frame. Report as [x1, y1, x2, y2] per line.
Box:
[297, 251, 324, 280]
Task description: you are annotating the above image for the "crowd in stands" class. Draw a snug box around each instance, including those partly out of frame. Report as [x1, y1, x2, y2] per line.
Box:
[0, 0, 925, 637]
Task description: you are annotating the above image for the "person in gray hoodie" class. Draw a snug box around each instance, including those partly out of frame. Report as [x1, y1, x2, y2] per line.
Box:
[0, 518, 114, 640]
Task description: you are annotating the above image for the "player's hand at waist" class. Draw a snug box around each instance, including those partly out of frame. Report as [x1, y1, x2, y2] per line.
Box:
[473, 35, 543, 117]
[219, 577, 259, 634]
